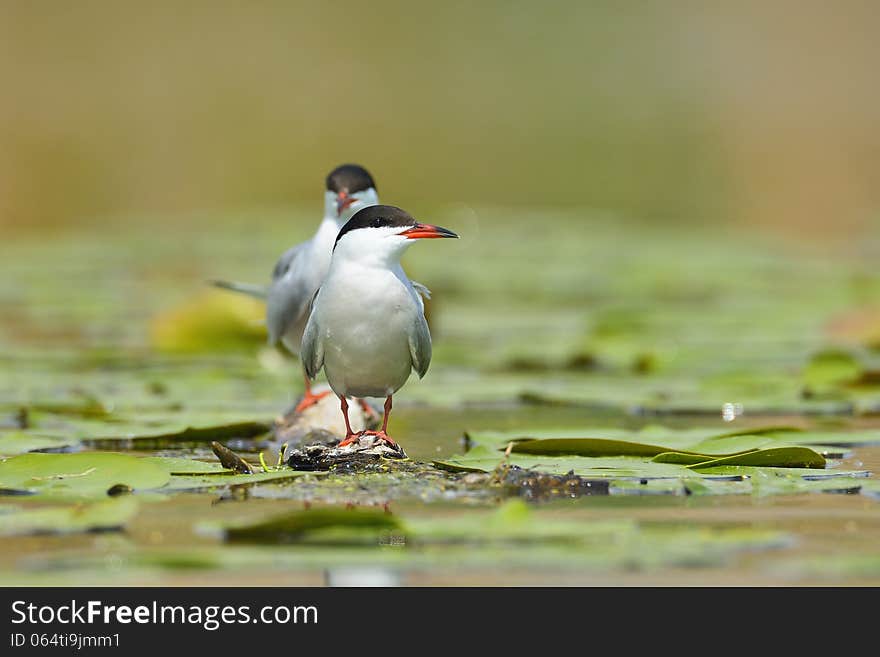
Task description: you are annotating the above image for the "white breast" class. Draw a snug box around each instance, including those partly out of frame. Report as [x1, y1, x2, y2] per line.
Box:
[314, 261, 421, 398]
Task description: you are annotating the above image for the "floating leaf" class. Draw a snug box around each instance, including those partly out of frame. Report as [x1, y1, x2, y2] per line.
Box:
[150, 290, 266, 353]
[652, 451, 735, 466]
[223, 507, 401, 544]
[686, 447, 825, 469]
[803, 349, 863, 389]
[82, 420, 271, 448]
[141, 456, 310, 491]
[0, 453, 170, 499]
[435, 446, 698, 481]
[511, 438, 678, 458]
[0, 497, 139, 536]
[0, 432, 76, 456]
[158, 469, 309, 492]
[473, 431, 826, 468]
[141, 456, 227, 474]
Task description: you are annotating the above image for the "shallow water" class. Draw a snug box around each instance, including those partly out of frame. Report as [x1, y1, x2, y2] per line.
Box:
[2, 210, 879, 585]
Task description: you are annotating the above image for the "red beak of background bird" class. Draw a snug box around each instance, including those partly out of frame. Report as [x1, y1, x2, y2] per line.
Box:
[336, 191, 357, 215]
[400, 223, 459, 240]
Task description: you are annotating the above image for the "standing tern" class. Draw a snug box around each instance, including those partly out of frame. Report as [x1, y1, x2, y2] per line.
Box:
[212, 163, 379, 412]
[301, 205, 458, 447]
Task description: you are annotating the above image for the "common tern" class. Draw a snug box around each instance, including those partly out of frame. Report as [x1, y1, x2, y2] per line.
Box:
[301, 205, 458, 447]
[212, 164, 379, 412]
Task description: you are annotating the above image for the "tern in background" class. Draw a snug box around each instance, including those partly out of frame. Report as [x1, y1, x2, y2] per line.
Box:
[301, 205, 458, 447]
[212, 163, 379, 412]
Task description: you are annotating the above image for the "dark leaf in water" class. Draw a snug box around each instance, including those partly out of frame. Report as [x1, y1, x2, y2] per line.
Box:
[83, 421, 271, 448]
[224, 507, 401, 544]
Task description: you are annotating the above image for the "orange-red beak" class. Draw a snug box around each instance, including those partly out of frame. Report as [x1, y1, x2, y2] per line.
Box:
[336, 191, 357, 215]
[400, 223, 459, 240]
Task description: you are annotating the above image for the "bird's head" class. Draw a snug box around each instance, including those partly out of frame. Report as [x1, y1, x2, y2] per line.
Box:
[325, 164, 379, 223]
[333, 205, 458, 265]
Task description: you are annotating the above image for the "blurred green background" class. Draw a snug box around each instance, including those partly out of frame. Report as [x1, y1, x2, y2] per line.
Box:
[2, 1, 878, 238]
[3, 2, 880, 588]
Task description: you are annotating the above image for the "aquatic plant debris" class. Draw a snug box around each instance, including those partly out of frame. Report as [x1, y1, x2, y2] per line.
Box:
[286, 436, 407, 472]
[496, 467, 609, 500]
[210, 441, 254, 474]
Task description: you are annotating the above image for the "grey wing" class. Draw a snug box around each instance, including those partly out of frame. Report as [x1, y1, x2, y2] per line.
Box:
[300, 303, 324, 380]
[407, 312, 433, 379]
[271, 243, 306, 282]
[411, 281, 431, 312]
[266, 243, 313, 347]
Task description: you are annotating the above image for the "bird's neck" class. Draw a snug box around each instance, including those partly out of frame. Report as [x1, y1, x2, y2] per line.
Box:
[330, 237, 411, 276]
[322, 191, 340, 220]
[313, 215, 344, 250]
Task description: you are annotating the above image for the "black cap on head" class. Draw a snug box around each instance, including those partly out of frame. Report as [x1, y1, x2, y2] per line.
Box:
[334, 205, 416, 247]
[325, 164, 376, 194]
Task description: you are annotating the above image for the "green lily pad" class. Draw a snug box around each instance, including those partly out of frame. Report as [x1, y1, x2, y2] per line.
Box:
[679, 475, 863, 497]
[82, 420, 272, 448]
[0, 452, 170, 499]
[470, 430, 826, 468]
[142, 456, 228, 474]
[142, 456, 312, 491]
[685, 447, 825, 469]
[0, 431, 77, 456]
[159, 470, 310, 492]
[435, 445, 699, 480]
[223, 507, 401, 544]
[652, 451, 749, 466]
[511, 437, 681, 458]
[803, 349, 863, 389]
[0, 497, 139, 536]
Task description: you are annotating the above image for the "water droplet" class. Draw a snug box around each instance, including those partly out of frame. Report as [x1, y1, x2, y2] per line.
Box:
[721, 402, 743, 422]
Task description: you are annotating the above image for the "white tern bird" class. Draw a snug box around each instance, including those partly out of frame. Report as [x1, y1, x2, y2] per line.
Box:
[213, 164, 379, 412]
[301, 205, 458, 447]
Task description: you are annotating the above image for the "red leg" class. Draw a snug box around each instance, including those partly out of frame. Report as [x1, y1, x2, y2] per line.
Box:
[337, 396, 398, 449]
[294, 370, 331, 413]
[355, 396, 397, 447]
[337, 395, 359, 447]
[381, 396, 392, 434]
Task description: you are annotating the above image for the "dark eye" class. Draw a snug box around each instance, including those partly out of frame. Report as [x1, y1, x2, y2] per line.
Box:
[371, 217, 383, 228]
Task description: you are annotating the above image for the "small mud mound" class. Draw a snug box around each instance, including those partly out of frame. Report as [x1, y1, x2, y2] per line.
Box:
[286, 437, 407, 472]
[498, 466, 609, 500]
